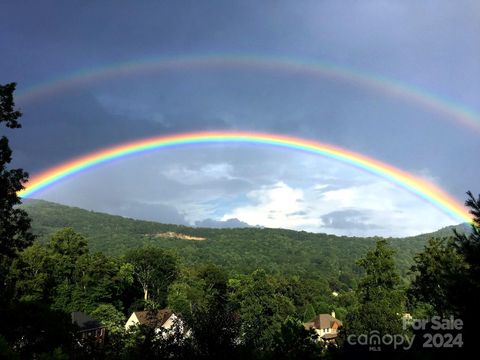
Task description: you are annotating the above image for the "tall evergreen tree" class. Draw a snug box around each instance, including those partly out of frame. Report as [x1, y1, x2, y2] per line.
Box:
[453, 191, 480, 350]
[455, 191, 480, 276]
[409, 192, 480, 353]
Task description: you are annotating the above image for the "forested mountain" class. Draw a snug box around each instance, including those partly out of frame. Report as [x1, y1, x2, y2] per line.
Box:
[3, 82, 477, 358]
[21, 199, 464, 285]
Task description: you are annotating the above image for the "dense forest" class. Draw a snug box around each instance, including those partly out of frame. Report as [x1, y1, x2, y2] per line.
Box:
[21, 199, 468, 282]
[2, 83, 480, 359]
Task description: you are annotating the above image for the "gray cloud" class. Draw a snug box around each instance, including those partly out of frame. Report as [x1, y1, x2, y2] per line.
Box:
[10, 88, 235, 173]
[321, 209, 383, 230]
[111, 202, 188, 225]
[195, 218, 251, 228]
[2, 0, 478, 236]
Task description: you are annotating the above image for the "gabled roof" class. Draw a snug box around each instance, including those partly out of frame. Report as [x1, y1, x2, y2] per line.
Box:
[71, 312, 103, 331]
[133, 309, 174, 328]
[304, 314, 342, 330]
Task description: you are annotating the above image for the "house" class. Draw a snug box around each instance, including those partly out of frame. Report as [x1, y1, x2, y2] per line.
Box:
[125, 309, 183, 334]
[71, 311, 106, 345]
[304, 311, 342, 343]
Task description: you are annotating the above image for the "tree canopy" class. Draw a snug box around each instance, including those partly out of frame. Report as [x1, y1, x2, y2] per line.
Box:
[0, 83, 34, 304]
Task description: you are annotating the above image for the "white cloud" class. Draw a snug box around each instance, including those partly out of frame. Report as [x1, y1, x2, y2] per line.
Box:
[37, 147, 460, 237]
[222, 181, 321, 229]
[162, 162, 236, 185]
[222, 180, 456, 237]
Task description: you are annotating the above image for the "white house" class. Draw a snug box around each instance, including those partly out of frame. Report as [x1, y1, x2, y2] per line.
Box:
[304, 311, 343, 342]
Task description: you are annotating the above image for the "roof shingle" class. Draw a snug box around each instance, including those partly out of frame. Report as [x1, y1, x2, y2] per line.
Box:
[304, 314, 342, 330]
[134, 309, 173, 328]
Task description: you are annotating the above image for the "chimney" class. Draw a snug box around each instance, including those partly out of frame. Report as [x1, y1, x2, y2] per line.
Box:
[331, 310, 336, 319]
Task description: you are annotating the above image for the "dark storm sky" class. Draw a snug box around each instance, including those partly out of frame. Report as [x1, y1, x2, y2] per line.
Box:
[1, 0, 479, 236]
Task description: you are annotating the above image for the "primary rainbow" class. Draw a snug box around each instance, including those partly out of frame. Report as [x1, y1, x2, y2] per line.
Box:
[16, 54, 480, 133]
[18, 131, 472, 224]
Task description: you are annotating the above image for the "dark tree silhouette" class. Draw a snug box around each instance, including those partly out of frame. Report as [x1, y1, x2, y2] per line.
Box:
[455, 191, 480, 267]
[453, 191, 480, 351]
[0, 83, 34, 300]
[408, 237, 467, 317]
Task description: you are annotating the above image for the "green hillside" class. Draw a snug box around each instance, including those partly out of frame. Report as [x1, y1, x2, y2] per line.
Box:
[21, 199, 463, 285]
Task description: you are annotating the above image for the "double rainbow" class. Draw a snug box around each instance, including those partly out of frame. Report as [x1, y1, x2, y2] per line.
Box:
[18, 131, 472, 224]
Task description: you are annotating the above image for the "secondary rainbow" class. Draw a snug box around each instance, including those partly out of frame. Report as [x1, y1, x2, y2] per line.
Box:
[16, 54, 480, 133]
[17, 131, 471, 224]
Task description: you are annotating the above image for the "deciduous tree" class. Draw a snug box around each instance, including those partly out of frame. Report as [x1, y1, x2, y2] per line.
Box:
[125, 246, 178, 304]
[345, 240, 405, 338]
[231, 269, 296, 352]
[0, 82, 34, 301]
[271, 317, 321, 360]
[408, 237, 466, 317]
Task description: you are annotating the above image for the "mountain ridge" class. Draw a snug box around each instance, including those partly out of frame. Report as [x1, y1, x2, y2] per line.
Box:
[20, 199, 469, 283]
[21, 198, 467, 239]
